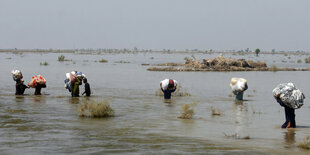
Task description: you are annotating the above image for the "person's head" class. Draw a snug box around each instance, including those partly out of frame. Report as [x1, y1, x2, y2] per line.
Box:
[83, 78, 87, 83]
[168, 79, 174, 89]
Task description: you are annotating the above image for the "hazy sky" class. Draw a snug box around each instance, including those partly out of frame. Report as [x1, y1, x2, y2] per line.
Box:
[1, 0, 309, 51]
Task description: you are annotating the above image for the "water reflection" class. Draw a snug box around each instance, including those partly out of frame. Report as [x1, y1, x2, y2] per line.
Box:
[232, 101, 249, 137]
[15, 95, 25, 103]
[283, 129, 296, 148]
[69, 97, 81, 104]
[31, 95, 46, 104]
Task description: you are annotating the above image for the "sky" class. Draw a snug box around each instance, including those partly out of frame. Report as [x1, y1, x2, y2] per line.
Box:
[0, 0, 310, 51]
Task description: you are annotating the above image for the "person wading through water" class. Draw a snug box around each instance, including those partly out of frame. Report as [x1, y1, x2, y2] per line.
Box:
[160, 79, 177, 99]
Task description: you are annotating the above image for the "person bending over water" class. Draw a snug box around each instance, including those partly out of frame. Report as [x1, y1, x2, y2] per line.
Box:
[160, 79, 177, 99]
[15, 79, 29, 95]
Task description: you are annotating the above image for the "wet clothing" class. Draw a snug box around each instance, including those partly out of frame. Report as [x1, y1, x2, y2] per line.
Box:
[82, 82, 91, 97]
[277, 98, 296, 128]
[35, 84, 46, 95]
[161, 88, 176, 99]
[235, 92, 244, 101]
[15, 82, 28, 95]
[71, 79, 81, 97]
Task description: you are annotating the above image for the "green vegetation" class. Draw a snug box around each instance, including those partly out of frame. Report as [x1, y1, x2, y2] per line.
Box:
[99, 58, 108, 63]
[114, 60, 130, 63]
[255, 48, 260, 56]
[58, 55, 71, 61]
[297, 59, 302, 63]
[40, 61, 49, 66]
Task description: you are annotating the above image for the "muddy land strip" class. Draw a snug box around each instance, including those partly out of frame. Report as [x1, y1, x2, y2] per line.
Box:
[147, 55, 310, 72]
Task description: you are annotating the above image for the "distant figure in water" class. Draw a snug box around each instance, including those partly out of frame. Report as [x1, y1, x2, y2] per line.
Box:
[34, 84, 46, 95]
[15, 79, 29, 95]
[72, 78, 82, 97]
[82, 78, 91, 97]
[276, 95, 296, 128]
[160, 79, 177, 99]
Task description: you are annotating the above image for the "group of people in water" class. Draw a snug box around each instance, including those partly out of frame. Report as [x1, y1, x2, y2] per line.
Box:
[12, 71, 300, 129]
[13, 70, 91, 97]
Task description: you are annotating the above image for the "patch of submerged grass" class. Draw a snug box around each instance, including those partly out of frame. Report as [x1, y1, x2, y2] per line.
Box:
[297, 59, 302, 63]
[58, 55, 71, 61]
[99, 58, 108, 63]
[178, 102, 197, 119]
[305, 57, 310, 63]
[7, 109, 27, 114]
[40, 61, 49, 66]
[223, 132, 250, 139]
[114, 60, 130, 63]
[270, 65, 278, 72]
[298, 136, 310, 150]
[211, 106, 221, 116]
[78, 100, 114, 118]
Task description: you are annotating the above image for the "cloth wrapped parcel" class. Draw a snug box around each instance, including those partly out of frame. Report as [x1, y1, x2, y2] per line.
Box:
[11, 70, 23, 81]
[28, 75, 46, 88]
[230, 78, 248, 95]
[160, 79, 178, 90]
[272, 83, 305, 109]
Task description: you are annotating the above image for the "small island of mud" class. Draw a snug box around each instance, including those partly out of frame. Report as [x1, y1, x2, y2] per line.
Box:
[147, 55, 310, 72]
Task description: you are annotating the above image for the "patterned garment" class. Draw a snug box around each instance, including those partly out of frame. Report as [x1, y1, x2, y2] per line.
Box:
[28, 75, 46, 88]
[272, 83, 305, 109]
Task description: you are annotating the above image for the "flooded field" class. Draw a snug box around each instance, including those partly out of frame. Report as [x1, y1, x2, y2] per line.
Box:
[1, 51, 310, 154]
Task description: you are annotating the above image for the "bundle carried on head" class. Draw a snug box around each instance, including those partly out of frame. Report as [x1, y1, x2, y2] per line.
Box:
[230, 78, 248, 95]
[64, 71, 86, 91]
[28, 75, 46, 88]
[273, 83, 305, 109]
[161, 79, 178, 90]
[11, 70, 23, 81]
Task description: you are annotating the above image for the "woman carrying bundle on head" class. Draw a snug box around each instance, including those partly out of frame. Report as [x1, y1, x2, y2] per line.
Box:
[28, 75, 47, 95]
[11, 70, 29, 95]
[230, 78, 248, 101]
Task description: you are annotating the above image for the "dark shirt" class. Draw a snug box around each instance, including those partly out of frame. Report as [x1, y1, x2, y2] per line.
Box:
[83, 82, 91, 97]
[16, 82, 28, 95]
[161, 88, 176, 99]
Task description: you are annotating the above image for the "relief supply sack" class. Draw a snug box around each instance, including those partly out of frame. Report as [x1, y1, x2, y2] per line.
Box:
[272, 83, 305, 109]
[160, 79, 178, 90]
[230, 78, 248, 95]
[11, 70, 23, 81]
[28, 75, 46, 88]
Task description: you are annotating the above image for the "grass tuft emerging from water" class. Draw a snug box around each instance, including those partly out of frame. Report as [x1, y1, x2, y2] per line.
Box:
[178, 102, 197, 119]
[298, 136, 310, 150]
[78, 100, 114, 118]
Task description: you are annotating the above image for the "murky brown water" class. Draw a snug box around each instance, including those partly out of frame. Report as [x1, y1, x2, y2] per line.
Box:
[1, 52, 310, 154]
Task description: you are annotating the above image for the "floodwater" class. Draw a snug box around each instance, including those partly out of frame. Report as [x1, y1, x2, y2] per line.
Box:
[1, 51, 310, 154]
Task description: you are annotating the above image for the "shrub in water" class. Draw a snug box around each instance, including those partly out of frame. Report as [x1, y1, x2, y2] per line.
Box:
[78, 100, 114, 118]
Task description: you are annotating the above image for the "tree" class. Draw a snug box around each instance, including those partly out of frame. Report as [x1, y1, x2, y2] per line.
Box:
[255, 48, 260, 56]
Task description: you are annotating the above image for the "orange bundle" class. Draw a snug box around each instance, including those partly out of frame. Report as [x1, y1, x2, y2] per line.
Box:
[28, 75, 46, 88]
